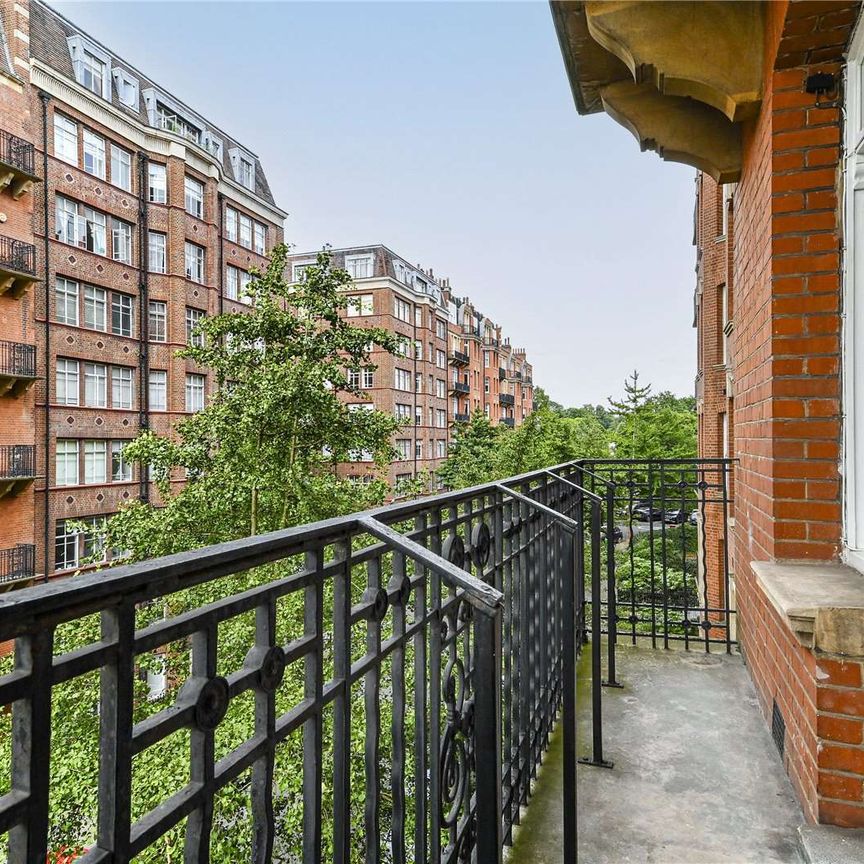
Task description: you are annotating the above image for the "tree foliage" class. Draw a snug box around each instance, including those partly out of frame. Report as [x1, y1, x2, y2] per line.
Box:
[99, 245, 402, 560]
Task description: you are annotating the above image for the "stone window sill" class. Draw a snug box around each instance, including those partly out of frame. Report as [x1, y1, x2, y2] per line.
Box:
[752, 560, 864, 656]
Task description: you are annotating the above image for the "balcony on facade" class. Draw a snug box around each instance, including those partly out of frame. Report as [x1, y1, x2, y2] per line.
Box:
[0, 130, 39, 200]
[453, 411, 471, 423]
[0, 445, 36, 499]
[0, 236, 38, 298]
[450, 380, 470, 395]
[449, 349, 470, 367]
[0, 543, 35, 591]
[0, 458, 793, 864]
[0, 341, 37, 398]
[500, 416, 515, 428]
[499, 367, 506, 380]
[499, 393, 515, 407]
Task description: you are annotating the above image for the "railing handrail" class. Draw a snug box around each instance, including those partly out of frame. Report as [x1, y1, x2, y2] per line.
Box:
[0, 458, 583, 634]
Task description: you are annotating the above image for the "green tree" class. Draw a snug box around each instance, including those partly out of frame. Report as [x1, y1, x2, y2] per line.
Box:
[99, 245, 402, 560]
[437, 410, 502, 489]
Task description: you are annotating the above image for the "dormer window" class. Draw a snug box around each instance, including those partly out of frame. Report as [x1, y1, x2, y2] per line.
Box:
[67, 36, 111, 101]
[112, 68, 139, 110]
[202, 131, 223, 161]
[155, 103, 200, 144]
[229, 147, 256, 191]
[240, 158, 253, 190]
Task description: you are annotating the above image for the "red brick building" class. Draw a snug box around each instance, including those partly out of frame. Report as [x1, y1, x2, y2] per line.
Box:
[0, 0, 40, 590]
[4, 0, 286, 577]
[555, 0, 864, 829]
[289, 246, 536, 490]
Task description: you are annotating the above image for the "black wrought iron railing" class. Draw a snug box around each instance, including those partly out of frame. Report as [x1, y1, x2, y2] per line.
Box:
[449, 350, 470, 366]
[0, 235, 36, 276]
[0, 458, 735, 863]
[450, 380, 470, 394]
[0, 341, 36, 379]
[581, 458, 735, 652]
[499, 393, 515, 406]
[0, 544, 35, 585]
[498, 367, 506, 380]
[453, 412, 471, 423]
[0, 130, 35, 176]
[0, 444, 35, 479]
[501, 417, 515, 428]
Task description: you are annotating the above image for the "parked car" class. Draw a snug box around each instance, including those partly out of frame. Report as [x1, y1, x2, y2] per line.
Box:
[601, 525, 624, 543]
[663, 507, 691, 525]
[631, 502, 663, 522]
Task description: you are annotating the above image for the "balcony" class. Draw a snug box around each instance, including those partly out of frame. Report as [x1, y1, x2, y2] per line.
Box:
[0, 544, 35, 590]
[500, 416, 515, 427]
[450, 380, 470, 394]
[449, 349, 470, 366]
[0, 457, 813, 863]
[499, 392, 515, 406]
[483, 337, 499, 348]
[0, 235, 38, 298]
[0, 341, 37, 397]
[499, 366, 506, 380]
[453, 411, 471, 423]
[0, 445, 36, 498]
[0, 130, 39, 200]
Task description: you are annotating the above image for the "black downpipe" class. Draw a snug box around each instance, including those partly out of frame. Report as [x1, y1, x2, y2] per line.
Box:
[39, 91, 50, 581]
[136, 152, 150, 502]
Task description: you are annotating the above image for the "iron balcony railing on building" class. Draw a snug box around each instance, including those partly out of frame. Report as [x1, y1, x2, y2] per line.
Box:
[450, 380, 470, 394]
[501, 417, 515, 428]
[0, 544, 35, 586]
[510, 371, 523, 381]
[449, 350, 470, 366]
[0, 458, 735, 863]
[0, 129, 36, 177]
[499, 393, 515, 406]
[499, 367, 507, 380]
[0, 235, 36, 276]
[0, 341, 36, 379]
[453, 411, 471, 423]
[0, 341, 37, 398]
[483, 337, 499, 348]
[0, 445, 35, 480]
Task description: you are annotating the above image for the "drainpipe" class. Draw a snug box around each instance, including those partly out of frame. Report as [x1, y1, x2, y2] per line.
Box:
[137, 152, 150, 502]
[39, 90, 50, 580]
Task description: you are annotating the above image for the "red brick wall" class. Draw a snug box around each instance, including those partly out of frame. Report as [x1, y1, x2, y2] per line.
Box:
[726, 0, 864, 827]
[0, 0, 37, 581]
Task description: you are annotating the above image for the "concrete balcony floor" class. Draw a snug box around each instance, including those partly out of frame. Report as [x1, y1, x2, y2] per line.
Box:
[509, 643, 803, 864]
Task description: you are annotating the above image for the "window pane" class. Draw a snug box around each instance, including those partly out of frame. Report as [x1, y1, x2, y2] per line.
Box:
[84, 440, 107, 484]
[82, 129, 106, 179]
[54, 115, 78, 165]
[148, 300, 167, 342]
[55, 278, 79, 325]
[83, 285, 107, 331]
[148, 163, 167, 203]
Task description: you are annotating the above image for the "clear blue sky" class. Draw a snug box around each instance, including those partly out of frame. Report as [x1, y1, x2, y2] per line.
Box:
[54, 0, 697, 407]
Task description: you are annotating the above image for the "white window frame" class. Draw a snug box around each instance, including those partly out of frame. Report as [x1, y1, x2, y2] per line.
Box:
[82, 129, 106, 179]
[346, 254, 373, 279]
[186, 373, 205, 412]
[185, 242, 205, 284]
[186, 307, 205, 346]
[55, 277, 79, 326]
[111, 144, 132, 191]
[226, 266, 239, 300]
[56, 439, 79, 487]
[347, 294, 373, 317]
[184, 175, 204, 219]
[225, 207, 238, 242]
[253, 222, 266, 255]
[149, 370, 167, 411]
[84, 362, 107, 407]
[148, 231, 167, 273]
[56, 358, 79, 406]
[148, 300, 167, 342]
[111, 366, 134, 409]
[148, 163, 167, 204]
[844, 26, 864, 571]
[84, 440, 107, 484]
[54, 114, 78, 166]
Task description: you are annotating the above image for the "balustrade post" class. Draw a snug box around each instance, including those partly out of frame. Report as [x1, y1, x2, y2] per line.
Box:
[473, 609, 503, 864]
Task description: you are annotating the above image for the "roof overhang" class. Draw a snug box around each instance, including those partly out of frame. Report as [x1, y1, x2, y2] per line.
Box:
[551, 1, 764, 182]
